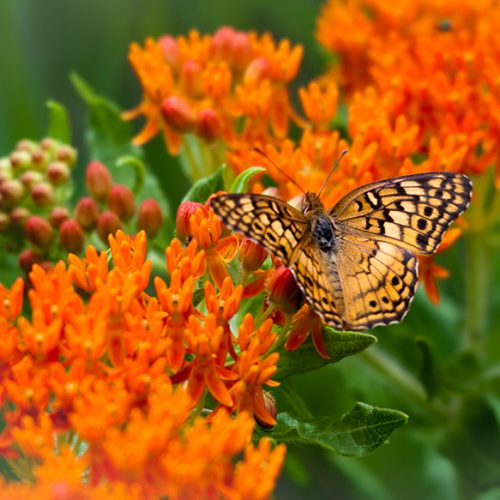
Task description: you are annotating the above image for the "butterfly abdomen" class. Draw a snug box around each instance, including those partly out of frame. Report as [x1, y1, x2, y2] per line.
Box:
[310, 214, 338, 252]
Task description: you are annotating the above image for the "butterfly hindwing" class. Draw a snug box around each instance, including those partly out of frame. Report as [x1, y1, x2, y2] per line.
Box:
[331, 172, 472, 255]
[210, 194, 308, 265]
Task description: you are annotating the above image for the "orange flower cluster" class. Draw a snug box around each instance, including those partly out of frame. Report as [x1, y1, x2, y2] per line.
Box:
[0, 228, 286, 498]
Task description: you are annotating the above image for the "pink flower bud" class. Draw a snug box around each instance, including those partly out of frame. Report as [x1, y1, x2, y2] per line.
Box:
[26, 216, 54, 248]
[244, 58, 270, 84]
[75, 196, 100, 230]
[86, 161, 113, 202]
[59, 219, 85, 253]
[211, 27, 251, 69]
[31, 182, 54, 208]
[176, 201, 205, 242]
[162, 96, 198, 131]
[47, 161, 70, 186]
[97, 211, 122, 243]
[267, 266, 303, 315]
[158, 35, 179, 67]
[197, 108, 222, 142]
[49, 207, 70, 228]
[107, 185, 135, 221]
[137, 198, 163, 238]
[19, 248, 43, 274]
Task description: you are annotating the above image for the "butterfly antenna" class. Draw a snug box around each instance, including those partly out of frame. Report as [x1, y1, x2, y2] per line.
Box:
[253, 147, 306, 195]
[317, 149, 348, 199]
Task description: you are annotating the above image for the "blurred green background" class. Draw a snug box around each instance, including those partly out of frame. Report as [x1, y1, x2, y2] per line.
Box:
[2, 2, 500, 500]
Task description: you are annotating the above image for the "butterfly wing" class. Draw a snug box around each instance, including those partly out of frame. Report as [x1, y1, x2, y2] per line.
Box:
[331, 172, 472, 255]
[335, 231, 419, 330]
[210, 194, 308, 265]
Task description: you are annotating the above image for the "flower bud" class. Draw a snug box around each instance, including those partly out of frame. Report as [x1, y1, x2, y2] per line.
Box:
[47, 161, 71, 186]
[181, 60, 202, 95]
[49, 207, 70, 228]
[31, 182, 54, 208]
[197, 108, 222, 142]
[16, 139, 38, 153]
[55, 144, 77, 165]
[0, 212, 9, 232]
[40, 138, 57, 151]
[0, 158, 12, 182]
[59, 219, 85, 253]
[107, 185, 135, 221]
[85, 161, 113, 202]
[1, 179, 25, 205]
[211, 27, 251, 69]
[255, 391, 277, 430]
[244, 57, 270, 84]
[158, 35, 179, 67]
[26, 216, 54, 248]
[97, 211, 122, 243]
[9, 150, 31, 169]
[19, 248, 43, 274]
[21, 170, 43, 190]
[137, 198, 163, 238]
[267, 266, 304, 315]
[162, 96, 198, 131]
[176, 200, 205, 242]
[238, 238, 268, 273]
[10, 207, 30, 227]
[75, 196, 100, 230]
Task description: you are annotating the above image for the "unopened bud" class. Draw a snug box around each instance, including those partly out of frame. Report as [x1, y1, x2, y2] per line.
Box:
[26, 216, 54, 248]
[158, 35, 179, 67]
[9, 150, 31, 169]
[181, 60, 202, 96]
[255, 391, 277, 430]
[49, 207, 70, 228]
[1, 179, 25, 205]
[176, 200, 205, 242]
[75, 197, 100, 230]
[55, 145, 77, 165]
[162, 96, 198, 131]
[197, 108, 222, 142]
[107, 185, 135, 221]
[40, 138, 57, 151]
[10, 207, 30, 227]
[19, 248, 43, 274]
[238, 238, 268, 273]
[86, 161, 113, 202]
[137, 198, 163, 238]
[21, 170, 43, 190]
[59, 219, 85, 253]
[16, 140, 38, 153]
[97, 211, 122, 243]
[31, 182, 54, 208]
[267, 266, 304, 315]
[244, 57, 270, 84]
[47, 161, 71, 186]
[30, 149, 48, 168]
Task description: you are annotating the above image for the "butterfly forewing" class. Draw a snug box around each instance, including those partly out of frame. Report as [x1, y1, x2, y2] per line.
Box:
[331, 172, 472, 254]
[210, 194, 308, 265]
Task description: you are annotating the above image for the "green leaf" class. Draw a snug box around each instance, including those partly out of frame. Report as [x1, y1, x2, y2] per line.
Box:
[46, 100, 71, 143]
[182, 164, 226, 204]
[276, 327, 376, 380]
[268, 403, 408, 457]
[415, 337, 441, 400]
[230, 166, 266, 193]
[71, 72, 140, 168]
[116, 155, 146, 195]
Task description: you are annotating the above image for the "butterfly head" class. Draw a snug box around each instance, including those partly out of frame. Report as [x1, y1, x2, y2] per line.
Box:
[301, 192, 324, 216]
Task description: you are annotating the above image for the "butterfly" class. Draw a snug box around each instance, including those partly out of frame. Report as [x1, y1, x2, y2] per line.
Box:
[210, 171, 472, 331]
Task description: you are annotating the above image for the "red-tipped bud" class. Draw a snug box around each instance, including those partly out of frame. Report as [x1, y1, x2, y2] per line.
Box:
[244, 58, 270, 84]
[97, 211, 122, 243]
[30, 149, 48, 167]
[75, 196, 100, 230]
[20, 170, 43, 190]
[0, 212, 9, 232]
[10, 207, 30, 227]
[107, 185, 135, 221]
[31, 182, 54, 208]
[59, 219, 85, 253]
[137, 198, 163, 238]
[197, 108, 222, 142]
[49, 207, 70, 228]
[162, 96, 198, 131]
[18, 248, 43, 274]
[9, 150, 31, 169]
[176, 200, 205, 242]
[158, 35, 179, 67]
[267, 266, 304, 314]
[1, 179, 25, 205]
[26, 216, 54, 248]
[238, 238, 268, 272]
[55, 144, 77, 165]
[211, 27, 251, 69]
[85, 161, 113, 202]
[47, 161, 70, 186]
[16, 139, 38, 153]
